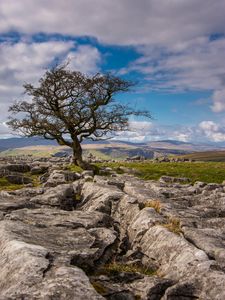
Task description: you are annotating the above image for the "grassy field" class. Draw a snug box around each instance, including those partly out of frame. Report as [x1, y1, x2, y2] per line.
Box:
[180, 150, 225, 162]
[97, 161, 225, 184]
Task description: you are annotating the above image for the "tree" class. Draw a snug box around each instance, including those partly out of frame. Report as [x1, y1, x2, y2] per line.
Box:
[7, 64, 151, 169]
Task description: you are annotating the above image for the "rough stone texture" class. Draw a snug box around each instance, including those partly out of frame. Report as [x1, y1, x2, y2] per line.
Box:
[6, 174, 33, 184]
[30, 183, 76, 210]
[43, 169, 80, 187]
[1, 159, 225, 299]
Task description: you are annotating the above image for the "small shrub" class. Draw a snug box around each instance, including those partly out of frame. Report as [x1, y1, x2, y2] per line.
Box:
[144, 200, 162, 213]
[91, 281, 107, 295]
[0, 177, 23, 191]
[66, 164, 83, 173]
[102, 263, 156, 276]
[163, 217, 183, 235]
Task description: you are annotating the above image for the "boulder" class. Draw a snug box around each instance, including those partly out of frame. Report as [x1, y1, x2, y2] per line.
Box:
[30, 183, 75, 210]
[6, 174, 33, 185]
[43, 170, 80, 187]
[3, 164, 31, 173]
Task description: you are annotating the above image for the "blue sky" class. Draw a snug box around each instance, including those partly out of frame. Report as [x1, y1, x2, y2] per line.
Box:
[0, 0, 225, 143]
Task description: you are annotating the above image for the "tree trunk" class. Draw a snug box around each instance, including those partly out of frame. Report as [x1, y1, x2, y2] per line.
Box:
[71, 139, 92, 170]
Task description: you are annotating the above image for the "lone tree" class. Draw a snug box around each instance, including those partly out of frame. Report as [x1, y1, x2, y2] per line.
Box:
[7, 65, 151, 169]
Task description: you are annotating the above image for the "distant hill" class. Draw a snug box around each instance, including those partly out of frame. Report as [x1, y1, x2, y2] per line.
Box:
[0, 137, 57, 152]
[180, 150, 225, 162]
[0, 137, 224, 159]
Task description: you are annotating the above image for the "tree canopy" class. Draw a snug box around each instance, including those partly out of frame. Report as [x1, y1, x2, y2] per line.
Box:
[7, 65, 151, 168]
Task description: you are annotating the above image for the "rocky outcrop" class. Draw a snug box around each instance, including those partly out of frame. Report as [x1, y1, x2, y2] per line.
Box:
[1, 161, 225, 299]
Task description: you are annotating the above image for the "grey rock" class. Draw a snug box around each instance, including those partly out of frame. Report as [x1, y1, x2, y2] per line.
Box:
[43, 170, 80, 187]
[30, 183, 75, 210]
[81, 170, 94, 177]
[6, 208, 114, 229]
[2, 164, 31, 173]
[0, 223, 103, 299]
[80, 182, 124, 214]
[6, 174, 33, 185]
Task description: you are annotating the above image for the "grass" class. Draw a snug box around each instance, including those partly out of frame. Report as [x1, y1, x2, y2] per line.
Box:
[0, 177, 23, 191]
[65, 164, 83, 173]
[180, 150, 225, 162]
[96, 161, 225, 184]
[0, 172, 42, 191]
[144, 200, 162, 213]
[91, 281, 107, 295]
[102, 262, 156, 276]
[163, 217, 183, 235]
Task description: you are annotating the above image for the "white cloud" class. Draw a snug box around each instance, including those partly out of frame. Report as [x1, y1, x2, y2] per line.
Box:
[116, 120, 225, 144]
[65, 45, 101, 74]
[0, 40, 101, 124]
[211, 88, 225, 112]
[0, 0, 224, 46]
[199, 121, 225, 142]
[115, 121, 195, 143]
[128, 37, 225, 91]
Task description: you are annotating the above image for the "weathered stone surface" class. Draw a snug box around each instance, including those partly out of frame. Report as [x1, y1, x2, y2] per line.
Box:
[2, 163, 31, 173]
[6, 208, 114, 229]
[183, 227, 225, 267]
[139, 225, 209, 280]
[6, 174, 33, 184]
[128, 207, 165, 245]
[1, 159, 225, 298]
[43, 169, 80, 187]
[0, 227, 103, 300]
[80, 182, 124, 214]
[30, 183, 75, 210]
[0, 192, 35, 212]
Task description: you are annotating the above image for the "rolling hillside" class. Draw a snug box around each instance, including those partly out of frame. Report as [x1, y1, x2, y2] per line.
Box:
[180, 150, 225, 162]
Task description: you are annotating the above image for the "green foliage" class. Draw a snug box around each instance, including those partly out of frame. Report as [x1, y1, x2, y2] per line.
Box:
[102, 263, 156, 276]
[91, 281, 107, 295]
[180, 150, 225, 162]
[163, 217, 183, 235]
[97, 161, 225, 183]
[0, 177, 23, 191]
[66, 164, 83, 173]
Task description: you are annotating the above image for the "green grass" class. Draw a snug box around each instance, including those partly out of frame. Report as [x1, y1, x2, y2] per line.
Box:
[0, 148, 55, 157]
[65, 165, 83, 173]
[102, 262, 156, 276]
[180, 151, 225, 162]
[96, 161, 225, 184]
[0, 172, 42, 191]
[0, 177, 24, 191]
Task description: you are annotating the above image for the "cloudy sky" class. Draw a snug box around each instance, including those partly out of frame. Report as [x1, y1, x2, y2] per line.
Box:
[0, 0, 225, 143]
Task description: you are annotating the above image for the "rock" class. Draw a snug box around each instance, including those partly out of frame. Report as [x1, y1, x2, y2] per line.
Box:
[1, 160, 225, 298]
[43, 170, 80, 187]
[30, 183, 75, 210]
[82, 170, 94, 177]
[128, 208, 165, 245]
[80, 182, 124, 214]
[160, 176, 190, 184]
[0, 222, 104, 299]
[3, 164, 31, 173]
[182, 227, 225, 267]
[52, 151, 70, 157]
[6, 208, 114, 229]
[5, 174, 33, 185]
[139, 225, 209, 280]
[94, 175, 125, 190]
[31, 165, 48, 175]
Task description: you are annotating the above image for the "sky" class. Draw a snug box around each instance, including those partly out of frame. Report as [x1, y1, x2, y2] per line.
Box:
[0, 0, 225, 143]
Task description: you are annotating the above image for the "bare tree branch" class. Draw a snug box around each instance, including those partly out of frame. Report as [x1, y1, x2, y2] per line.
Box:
[7, 64, 152, 168]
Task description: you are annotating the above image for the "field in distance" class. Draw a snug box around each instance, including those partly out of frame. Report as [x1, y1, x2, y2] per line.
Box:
[98, 161, 225, 184]
[180, 150, 225, 162]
